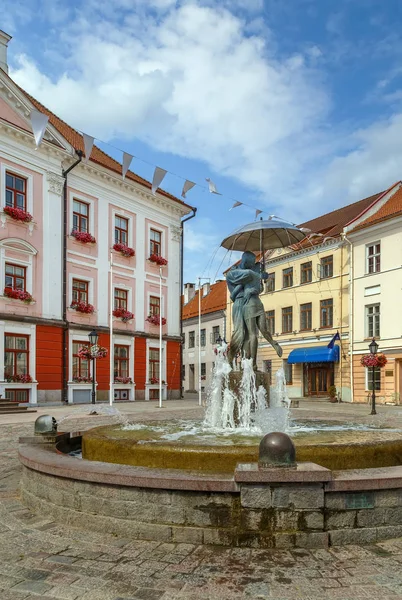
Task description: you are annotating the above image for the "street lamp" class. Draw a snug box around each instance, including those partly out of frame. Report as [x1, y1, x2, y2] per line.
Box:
[369, 337, 378, 415]
[88, 329, 98, 405]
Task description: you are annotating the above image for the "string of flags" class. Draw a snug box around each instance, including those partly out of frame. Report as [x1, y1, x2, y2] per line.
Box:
[29, 109, 293, 223]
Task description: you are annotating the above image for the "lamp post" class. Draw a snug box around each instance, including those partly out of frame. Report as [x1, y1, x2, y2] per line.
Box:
[88, 329, 99, 405]
[369, 337, 378, 415]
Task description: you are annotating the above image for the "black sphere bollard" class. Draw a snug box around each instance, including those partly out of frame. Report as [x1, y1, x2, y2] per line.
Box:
[258, 432, 296, 469]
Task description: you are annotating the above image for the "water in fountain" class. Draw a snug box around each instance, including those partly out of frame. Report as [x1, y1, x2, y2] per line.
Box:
[204, 342, 290, 434]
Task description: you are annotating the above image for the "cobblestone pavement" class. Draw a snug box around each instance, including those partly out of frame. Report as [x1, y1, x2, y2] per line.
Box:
[1, 404, 402, 599]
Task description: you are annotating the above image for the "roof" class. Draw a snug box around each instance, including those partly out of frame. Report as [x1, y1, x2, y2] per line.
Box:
[350, 184, 402, 232]
[182, 280, 227, 320]
[5, 72, 191, 210]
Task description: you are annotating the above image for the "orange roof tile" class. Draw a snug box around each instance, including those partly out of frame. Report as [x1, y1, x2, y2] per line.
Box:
[182, 280, 227, 320]
[6, 73, 191, 209]
[351, 184, 402, 232]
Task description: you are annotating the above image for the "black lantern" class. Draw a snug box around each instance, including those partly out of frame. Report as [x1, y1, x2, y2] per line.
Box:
[88, 330, 98, 405]
[369, 338, 378, 355]
[88, 330, 99, 347]
[368, 337, 378, 416]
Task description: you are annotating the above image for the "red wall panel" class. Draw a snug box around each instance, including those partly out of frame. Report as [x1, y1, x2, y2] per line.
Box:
[36, 325, 63, 390]
[134, 337, 146, 390]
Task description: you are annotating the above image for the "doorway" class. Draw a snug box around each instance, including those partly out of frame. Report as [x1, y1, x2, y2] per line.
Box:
[305, 363, 334, 396]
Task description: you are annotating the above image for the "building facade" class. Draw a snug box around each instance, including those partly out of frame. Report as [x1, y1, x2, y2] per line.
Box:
[0, 32, 192, 404]
[182, 281, 226, 392]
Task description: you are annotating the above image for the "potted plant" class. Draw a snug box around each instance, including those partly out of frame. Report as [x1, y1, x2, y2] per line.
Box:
[70, 300, 95, 314]
[71, 230, 96, 244]
[3, 287, 34, 303]
[112, 308, 134, 322]
[328, 385, 337, 403]
[146, 315, 166, 326]
[3, 206, 33, 223]
[113, 243, 135, 257]
[148, 254, 168, 266]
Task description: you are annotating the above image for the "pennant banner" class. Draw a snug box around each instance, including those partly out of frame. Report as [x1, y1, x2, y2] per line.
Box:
[30, 109, 49, 148]
[152, 167, 167, 195]
[268, 214, 276, 220]
[206, 178, 221, 195]
[83, 133, 95, 164]
[181, 180, 196, 199]
[230, 201, 242, 210]
[255, 209, 263, 219]
[122, 152, 133, 180]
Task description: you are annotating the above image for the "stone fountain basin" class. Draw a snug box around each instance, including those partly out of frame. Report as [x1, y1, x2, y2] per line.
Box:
[82, 420, 402, 472]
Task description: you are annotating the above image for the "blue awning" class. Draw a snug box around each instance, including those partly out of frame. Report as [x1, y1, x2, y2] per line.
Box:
[287, 345, 340, 364]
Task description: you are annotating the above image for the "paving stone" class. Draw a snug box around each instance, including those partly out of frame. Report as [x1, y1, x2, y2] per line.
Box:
[11, 580, 53, 594]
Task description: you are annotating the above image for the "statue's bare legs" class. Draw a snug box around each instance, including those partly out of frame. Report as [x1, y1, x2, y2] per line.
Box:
[244, 315, 283, 370]
[257, 314, 283, 359]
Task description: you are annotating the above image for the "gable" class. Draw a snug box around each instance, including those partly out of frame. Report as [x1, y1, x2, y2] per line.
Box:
[0, 96, 29, 131]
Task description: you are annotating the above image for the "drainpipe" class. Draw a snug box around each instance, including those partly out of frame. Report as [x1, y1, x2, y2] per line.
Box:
[341, 231, 354, 403]
[180, 207, 197, 398]
[61, 151, 83, 403]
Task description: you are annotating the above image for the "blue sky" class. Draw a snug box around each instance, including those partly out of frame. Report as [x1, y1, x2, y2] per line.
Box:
[3, 0, 402, 281]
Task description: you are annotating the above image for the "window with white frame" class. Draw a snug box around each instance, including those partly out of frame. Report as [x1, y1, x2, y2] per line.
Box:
[366, 304, 380, 338]
[6, 172, 27, 210]
[366, 242, 381, 274]
[366, 367, 381, 391]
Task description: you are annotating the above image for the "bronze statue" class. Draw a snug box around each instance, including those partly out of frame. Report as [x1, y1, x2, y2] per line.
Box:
[226, 251, 282, 369]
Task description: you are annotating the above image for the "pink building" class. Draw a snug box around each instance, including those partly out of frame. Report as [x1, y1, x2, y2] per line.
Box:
[0, 31, 194, 404]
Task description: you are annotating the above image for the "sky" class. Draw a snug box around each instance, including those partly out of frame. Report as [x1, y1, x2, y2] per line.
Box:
[3, 0, 402, 281]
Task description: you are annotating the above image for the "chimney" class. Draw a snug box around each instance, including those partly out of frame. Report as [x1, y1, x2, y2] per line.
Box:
[183, 283, 195, 305]
[202, 282, 211, 297]
[0, 30, 12, 74]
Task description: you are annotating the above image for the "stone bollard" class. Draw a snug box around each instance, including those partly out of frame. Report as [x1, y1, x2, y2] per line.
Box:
[258, 432, 296, 469]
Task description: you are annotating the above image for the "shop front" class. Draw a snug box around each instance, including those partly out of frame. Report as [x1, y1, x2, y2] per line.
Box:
[288, 345, 339, 398]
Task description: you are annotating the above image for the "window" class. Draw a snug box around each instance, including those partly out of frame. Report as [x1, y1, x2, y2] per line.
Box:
[5, 263, 26, 291]
[212, 326, 220, 343]
[189, 331, 195, 348]
[150, 229, 162, 256]
[201, 363, 206, 377]
[300, 261, 312, 284]
[4, 334, 29, 379]
[283, 360, 293, 385]
[72, 199, 89, 233]
[300, 303, 312, 331]
[114, 345, 130, 378]
[266, 310, 275, 334]
[5, 389, 29, 403]
[367, 367, 381, 391]
[200, 329, 206, 347]
[115, 216, 128, 245]
[114, 288, 128, 310]
[367, 242, 381, 274]
[6, 172, 26, 210]
[320, 299, 333, 328]
[149, 296, 160, 316]
[72, 341, 90, 380]
[149, 348, 160, 380]
[366, 304, 380, 338]
[282, 307, 293, 333]
[265, 273, 275, 293]
[283, 267, 293, 288]
[72, 279, 88, 303]
[320, 256, 333, 279]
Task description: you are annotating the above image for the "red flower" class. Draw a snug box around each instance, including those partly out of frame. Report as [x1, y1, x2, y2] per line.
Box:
[114, 376, 133, 384]
[3, 206, 33, 222]
[3, 287, 34, 303]
[149, 254, 168, 266]
[78, 345, 108, 359]
[360, 353, 388, 368]
[6, 374, 32, 383]
[70, 300, 95, 314]
[113, 308, 134, 322]
[113, 243, 135, 257]
[71, 230, 96, 244]
[146, 314, 167, 326]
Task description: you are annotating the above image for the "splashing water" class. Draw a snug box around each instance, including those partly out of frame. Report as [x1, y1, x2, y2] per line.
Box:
[204, 344, 290, 434]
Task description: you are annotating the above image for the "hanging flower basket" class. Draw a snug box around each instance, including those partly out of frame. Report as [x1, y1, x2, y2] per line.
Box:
[113, 243, 135, 257]
[4, 287, 34, 303]
[70, 300, 95, 314]
[113, 308, 134, 322]
[149, 254, 168, 266]
[73, 376, 92, 383]
[3, 206, 33, 223]
[360, 353, 388, 368]
[6, 374, 33, 383]
[71, 230, 96, 244]
[146, 314, 166, 326]
[78, 345, 108, 360]
[114, 376, 133, 384]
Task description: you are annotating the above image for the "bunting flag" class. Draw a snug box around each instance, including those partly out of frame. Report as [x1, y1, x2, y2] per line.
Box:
[83, 133, 95, 163]
[181, 180, 196, 199]
[230, 201, 242, 210]
[30, 109, 49, 148]
[152, 167, 167, 195]
[206, 178, 221, 195]
[255, 209, 263, 219]
[268, 214, 276, 220]
[122, 152, 133, 180]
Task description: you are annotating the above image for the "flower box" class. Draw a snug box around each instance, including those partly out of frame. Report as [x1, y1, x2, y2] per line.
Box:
[113, 308, 134, 322]
[3, 287, 34, 303]
[146, 315, 166, 326]
[114, 377, 133, 384]
[149, 378, 166, 385]
[5, 374, 33, 383]
[148, 254, 168, 266]
[3, 206, 33, 223]
[78, 345, 108, 360]
[113, 243, 135, 257]
[73, 376, 92, 383]
[71, 230, 96, 244]
[70, 301, 95, 314]
[360, 353, 387, 368]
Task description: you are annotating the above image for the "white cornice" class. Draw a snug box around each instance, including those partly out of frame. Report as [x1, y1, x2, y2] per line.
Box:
[265, 239, 341, 267]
